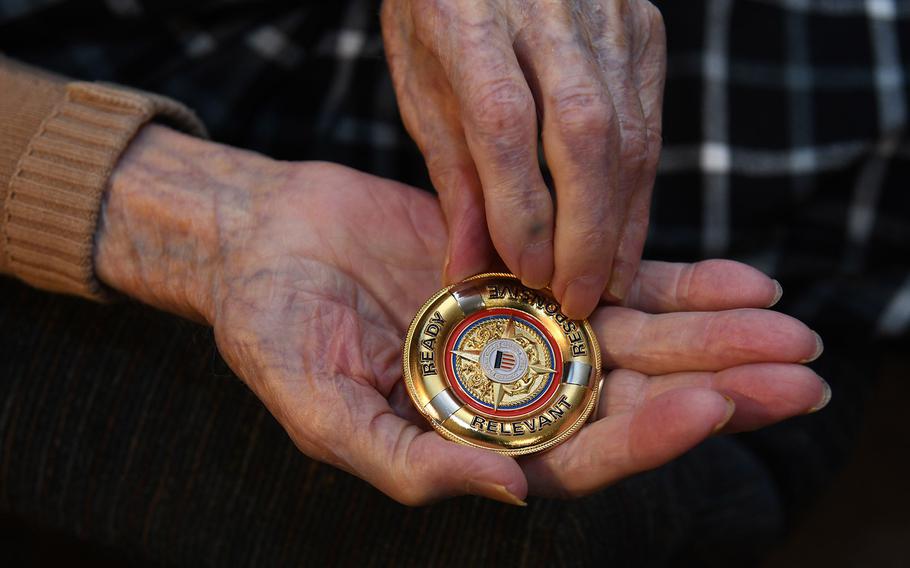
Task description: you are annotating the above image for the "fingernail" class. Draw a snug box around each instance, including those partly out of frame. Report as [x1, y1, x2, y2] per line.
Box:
[713, 396, 736, 434]
[768, 279, 783, 307]
[562, 275, 604, 320]
[800, 332, 825, 363]
[603, 261, 630, 302]
[518, 240, 552, 289]
[468, 481, 527, 507]
[606, 273, 627, 302]
[807, 376, 832, 414]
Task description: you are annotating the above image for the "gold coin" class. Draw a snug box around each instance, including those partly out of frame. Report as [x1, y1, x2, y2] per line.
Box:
[402, 273, 602, 456]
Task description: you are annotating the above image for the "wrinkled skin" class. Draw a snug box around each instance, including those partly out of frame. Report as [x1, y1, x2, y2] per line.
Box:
[382, 0, 667, 319]
[97, 127, 827, 506]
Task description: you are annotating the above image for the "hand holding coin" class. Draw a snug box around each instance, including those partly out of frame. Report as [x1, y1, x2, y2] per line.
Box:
[190, 157, 826, 506]
[382, 0, 667, 317]
[97, 127, 826, 509]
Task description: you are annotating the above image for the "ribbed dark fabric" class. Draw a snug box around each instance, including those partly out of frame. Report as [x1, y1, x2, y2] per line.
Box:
[0, 276, 806, 567]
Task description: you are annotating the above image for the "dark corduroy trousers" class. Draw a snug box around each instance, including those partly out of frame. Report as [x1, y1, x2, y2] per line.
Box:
[0, 276, 865, 566]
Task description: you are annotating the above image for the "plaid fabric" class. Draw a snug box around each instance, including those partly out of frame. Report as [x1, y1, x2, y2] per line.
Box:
[3, 0, 907, 339]
[0, 0, 908, 565]
[655, 0, 910, 343]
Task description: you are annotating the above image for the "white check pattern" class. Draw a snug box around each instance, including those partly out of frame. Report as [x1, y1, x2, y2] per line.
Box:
[1, 0, 908, 341]
[652, 0, 910, 339]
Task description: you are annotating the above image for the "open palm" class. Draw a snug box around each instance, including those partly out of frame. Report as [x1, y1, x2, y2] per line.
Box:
[211, 162, 826, 505]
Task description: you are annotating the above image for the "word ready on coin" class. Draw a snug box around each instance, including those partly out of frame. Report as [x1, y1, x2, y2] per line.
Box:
[402, 273, 602, 456]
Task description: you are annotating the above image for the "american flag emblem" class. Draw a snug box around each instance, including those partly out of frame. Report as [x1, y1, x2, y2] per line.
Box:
[494, 351, 516, 371]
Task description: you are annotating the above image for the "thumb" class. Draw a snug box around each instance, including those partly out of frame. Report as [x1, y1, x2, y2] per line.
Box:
[409, 430, 528, 506]
[432, 161, 495, 284]
[359, 411, 527, 506]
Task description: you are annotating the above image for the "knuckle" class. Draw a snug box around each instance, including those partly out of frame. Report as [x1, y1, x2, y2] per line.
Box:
[559, 190, 614, 230]
[576, 225, 613, 247]
[424, 150, 460, 183]
[632, 0, 664, 31]
[703, 312, 759, 359]
[550, 85, 613, 137]
[673, 264, 696, 310]
[423, 151, 448, 179]
[496, 186, 552, 224]
[469, 78, 535, 134]
[393, 484, 431, 506]
[428, 161, 471, 196]
[637, 124, 663, 171]
[484, 138, 535, 178]
[553, 484, 583, 500]
[645, 2, 665, 30]
[619, 119, 650, 168]
[388, 441, 433, 506]
[556, 455, 599, 496]
[645, 124, 663, 149]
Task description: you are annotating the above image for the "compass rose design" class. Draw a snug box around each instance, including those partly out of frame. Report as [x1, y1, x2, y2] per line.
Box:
[445, 308, 562, 417]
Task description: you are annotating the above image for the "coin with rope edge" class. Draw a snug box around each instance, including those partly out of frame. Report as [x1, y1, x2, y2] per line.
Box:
[402, 273, 602, 456]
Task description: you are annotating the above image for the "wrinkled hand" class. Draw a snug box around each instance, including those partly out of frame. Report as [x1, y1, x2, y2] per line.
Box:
[96, 127, 827, 506]
[382, 0, 667, 318]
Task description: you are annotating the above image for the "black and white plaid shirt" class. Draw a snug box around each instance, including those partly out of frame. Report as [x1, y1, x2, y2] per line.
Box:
[4, 0, 906, 341]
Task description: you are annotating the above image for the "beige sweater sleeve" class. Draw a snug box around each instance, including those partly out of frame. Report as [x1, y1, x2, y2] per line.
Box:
[0, 56, 206, 300]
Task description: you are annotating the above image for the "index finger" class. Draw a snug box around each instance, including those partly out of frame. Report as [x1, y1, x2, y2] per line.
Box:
[411, 0, 554, 288]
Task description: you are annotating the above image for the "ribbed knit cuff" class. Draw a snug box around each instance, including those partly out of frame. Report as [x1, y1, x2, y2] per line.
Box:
[3, 82, 207, 300]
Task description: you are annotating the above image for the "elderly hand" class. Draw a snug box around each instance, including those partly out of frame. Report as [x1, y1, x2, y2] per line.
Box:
[382, 0, 667, 319]
[95, 126, 826, 506]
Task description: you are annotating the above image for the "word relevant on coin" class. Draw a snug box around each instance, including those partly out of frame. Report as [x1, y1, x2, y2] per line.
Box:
[402, 273, 602, 456]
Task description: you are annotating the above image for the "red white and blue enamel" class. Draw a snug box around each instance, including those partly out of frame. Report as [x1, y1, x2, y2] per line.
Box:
[444, 307, 563, 419]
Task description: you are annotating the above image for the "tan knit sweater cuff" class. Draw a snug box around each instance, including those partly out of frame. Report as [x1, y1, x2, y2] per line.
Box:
[4, 82, 207, 300]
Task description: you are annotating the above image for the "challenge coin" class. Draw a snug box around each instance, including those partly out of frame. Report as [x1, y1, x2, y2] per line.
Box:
[402, 273, 602, 456]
